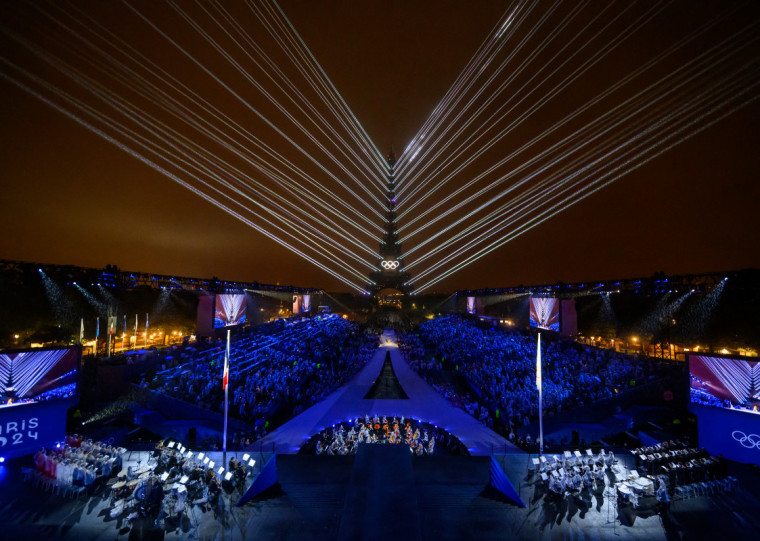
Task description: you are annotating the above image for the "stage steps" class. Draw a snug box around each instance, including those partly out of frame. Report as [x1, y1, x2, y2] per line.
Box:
[337, 444, 421, 541]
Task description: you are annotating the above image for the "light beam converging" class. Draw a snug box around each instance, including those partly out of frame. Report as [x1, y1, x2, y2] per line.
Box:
[0, 1, 758, 292]
[405, 49, 760, 280]
[0, 349, 74, 400]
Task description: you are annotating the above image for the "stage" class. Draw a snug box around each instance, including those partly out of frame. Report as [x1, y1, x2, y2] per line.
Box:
[254, 331, 520, 455]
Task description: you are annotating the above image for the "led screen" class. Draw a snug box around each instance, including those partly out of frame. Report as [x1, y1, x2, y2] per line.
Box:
[214, 294, 246, 328]
[529, 297, 560, 331]
[293, 294, 311, 314]
[690, 355, 760, 414]
[0, 346, 79, 408]
[466, 296, 476, 315]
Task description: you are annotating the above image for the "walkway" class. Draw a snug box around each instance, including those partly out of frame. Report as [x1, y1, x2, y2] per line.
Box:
[256, 331, 521, 455]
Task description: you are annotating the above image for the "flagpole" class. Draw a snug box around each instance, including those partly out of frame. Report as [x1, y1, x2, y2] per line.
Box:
[95, 317, 99, 358]
[223, 329, 230, 468]
[106, 310, 112, 359]
[537, 332, 544, 456]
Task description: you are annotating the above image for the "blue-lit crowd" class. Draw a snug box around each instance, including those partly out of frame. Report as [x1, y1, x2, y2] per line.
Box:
[400, 316, 667, 441]
[149, 315, 377, 442]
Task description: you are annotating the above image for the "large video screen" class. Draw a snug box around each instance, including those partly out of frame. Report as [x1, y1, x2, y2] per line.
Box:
[467, 296, 476, 315]
[690, 355, 760, 414]
[293, 294, 311, 314]
[529, 297, 560, 331]
[214, 294, 247, 328]
[0, 346, 79, 407]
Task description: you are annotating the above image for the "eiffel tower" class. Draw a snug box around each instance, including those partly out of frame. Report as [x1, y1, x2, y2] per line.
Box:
[367, 149, 413, 305]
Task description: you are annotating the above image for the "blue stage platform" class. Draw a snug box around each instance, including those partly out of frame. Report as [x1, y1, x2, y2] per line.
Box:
[255, 332, 521, 455]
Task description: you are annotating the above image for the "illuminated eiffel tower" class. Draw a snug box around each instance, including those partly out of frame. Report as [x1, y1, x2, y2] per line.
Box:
[367, 149, 413, 300]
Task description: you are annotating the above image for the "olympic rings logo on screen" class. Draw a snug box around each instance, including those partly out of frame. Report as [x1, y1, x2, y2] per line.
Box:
[381, 260, 399, 270]
[732, 430, 760, 449]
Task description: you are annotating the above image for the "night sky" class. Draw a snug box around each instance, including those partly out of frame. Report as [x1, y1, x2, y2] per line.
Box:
[1, 1, 758, 293]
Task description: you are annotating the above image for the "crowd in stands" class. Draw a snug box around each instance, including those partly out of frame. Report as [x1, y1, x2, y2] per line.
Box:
[300, 415, 469, 456]
[149, 315, 377, 442]
[689, 385, 730, 409]
[400, 316, 671, 446]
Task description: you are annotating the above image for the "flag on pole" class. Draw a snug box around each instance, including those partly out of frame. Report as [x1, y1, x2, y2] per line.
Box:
[222, 329, 230, 464]
[223, 330, 230, 390]
[536, 333, 542, 391]
[537, 332, 544, 455]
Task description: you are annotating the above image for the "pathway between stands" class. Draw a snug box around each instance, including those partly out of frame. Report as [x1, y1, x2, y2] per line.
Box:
[256, 331, 520, 455]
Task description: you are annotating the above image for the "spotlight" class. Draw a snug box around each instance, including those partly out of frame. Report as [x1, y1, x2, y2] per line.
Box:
[0, 457, 5, 463]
